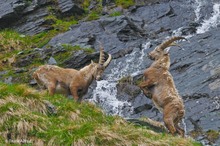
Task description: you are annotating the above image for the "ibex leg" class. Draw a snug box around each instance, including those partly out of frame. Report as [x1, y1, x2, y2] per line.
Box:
[163, 112, 176, 136]
[48, 82, 56, 96]
[70, 87, 80, 102]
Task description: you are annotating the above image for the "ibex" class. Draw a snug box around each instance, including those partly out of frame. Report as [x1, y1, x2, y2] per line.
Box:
[139, 36, 186, 137]
[33, 46, 112, 101]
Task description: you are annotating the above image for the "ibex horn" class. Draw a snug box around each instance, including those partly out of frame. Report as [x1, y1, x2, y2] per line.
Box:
[103, 54, 112, 68]
[158, 36, 187, 50]
[169, 42, 185, 50]
[98, 41, 106, 66]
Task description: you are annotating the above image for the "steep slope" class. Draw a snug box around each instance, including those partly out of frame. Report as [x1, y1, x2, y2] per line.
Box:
[0, 82, 201, 145]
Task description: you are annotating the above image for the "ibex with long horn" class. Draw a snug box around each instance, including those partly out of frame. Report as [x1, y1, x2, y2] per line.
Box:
[33, 45, 112, 101]
[139, 36, 186, 137]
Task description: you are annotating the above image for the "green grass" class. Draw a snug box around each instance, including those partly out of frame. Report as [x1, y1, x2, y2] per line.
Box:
[0, 82, 201, 145]
[115, 0, 135, 8]
[61, 44, 94, 53]
[86, 11, 101, 21]
[109, 11, 122, 17]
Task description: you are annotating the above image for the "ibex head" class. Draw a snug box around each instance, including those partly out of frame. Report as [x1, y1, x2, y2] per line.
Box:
[148, 36, 186, 60]
[92, 43, 112, 81]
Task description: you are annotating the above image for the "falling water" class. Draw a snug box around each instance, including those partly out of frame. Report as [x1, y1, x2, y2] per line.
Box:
[197, 3, 220, 34]
[194, 0, 205, 22]
[182, 119, 187, 137]
[91, 80, 129, 116]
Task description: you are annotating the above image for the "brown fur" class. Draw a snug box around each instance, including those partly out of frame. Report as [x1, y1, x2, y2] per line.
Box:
[139, 36, 186, 137]
[33, 47, 112, 102]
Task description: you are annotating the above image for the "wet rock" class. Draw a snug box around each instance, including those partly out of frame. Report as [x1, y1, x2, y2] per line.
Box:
[47, 16, 146, 58]
[14, 8, 51, 35]
[63, 50, 100, 69]
[0, 0, 26, 28]
[57, 0, 84, 16]
[116, 82, 141, 101]
[0, 0, 85, 35]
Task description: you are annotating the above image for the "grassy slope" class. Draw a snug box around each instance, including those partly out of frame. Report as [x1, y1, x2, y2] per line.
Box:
[0, 82, 201, 146]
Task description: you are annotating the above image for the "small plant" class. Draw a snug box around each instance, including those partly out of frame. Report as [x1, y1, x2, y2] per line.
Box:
[115, 0, 135, 8]
[118, 75, 133, 84]
[206, 130, 220, 143]
[109, 11, 122, 17]
[86, 11, 100, 21]
[24, 0, 33, 5]
[61, 44, 94, 53]
[45, 15, 78, 32]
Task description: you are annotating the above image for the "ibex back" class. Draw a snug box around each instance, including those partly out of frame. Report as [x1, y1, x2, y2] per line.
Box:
[33, 45, 112, 102]
[139, 36, 186, 137]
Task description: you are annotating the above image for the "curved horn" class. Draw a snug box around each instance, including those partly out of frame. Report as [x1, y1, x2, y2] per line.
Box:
[98, 42, 105, 66]
[158, 36, 187, 50]
[103, 54, 112, 68]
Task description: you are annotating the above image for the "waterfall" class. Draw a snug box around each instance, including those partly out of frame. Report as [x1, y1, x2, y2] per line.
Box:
[91, 80, 129, 116]
[197, 3, 220, 34]
[194, 0, 205, 22]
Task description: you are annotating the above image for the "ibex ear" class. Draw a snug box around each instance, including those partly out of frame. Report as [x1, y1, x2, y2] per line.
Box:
[91, 60, 94, 64]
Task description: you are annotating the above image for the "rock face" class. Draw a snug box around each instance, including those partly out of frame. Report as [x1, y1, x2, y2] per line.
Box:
[0, 0, 84, 35]
[0, 0, 220, 145]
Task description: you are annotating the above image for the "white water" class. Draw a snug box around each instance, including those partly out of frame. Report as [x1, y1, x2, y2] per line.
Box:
[91, 80, 129, 116]
[194, 0, 205, 22]
[197, 3, 220, 34]
[182, 119, 187, 137]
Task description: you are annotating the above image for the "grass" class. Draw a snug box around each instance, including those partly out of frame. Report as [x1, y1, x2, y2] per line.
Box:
[115, 0, 135, 8]
[61, 44, 94, 54]
[0, 82, 201, 145]
[206, 130, 220, 143]
[109, 11, 122, 17]
[87, 11, 101, 21]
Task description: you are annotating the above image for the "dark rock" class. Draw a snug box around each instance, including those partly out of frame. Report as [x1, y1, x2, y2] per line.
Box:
[13, 8, 51, 35]
[48, 16, 146, 58]
[13, 68, 28, 73]
[62, 51, 100, 69]
[116, 82, 141, 101]
[44, 100, 57, 115]
[0, 0, 85, 35]
[57, 0, 84, 16]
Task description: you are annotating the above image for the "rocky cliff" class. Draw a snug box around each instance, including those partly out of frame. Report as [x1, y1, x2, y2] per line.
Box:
[0, 0, 219, 145]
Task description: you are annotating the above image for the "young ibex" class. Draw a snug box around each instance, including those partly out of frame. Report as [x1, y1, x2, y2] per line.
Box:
[33, 46, 112, 101]
[139, 36, 186, 137]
